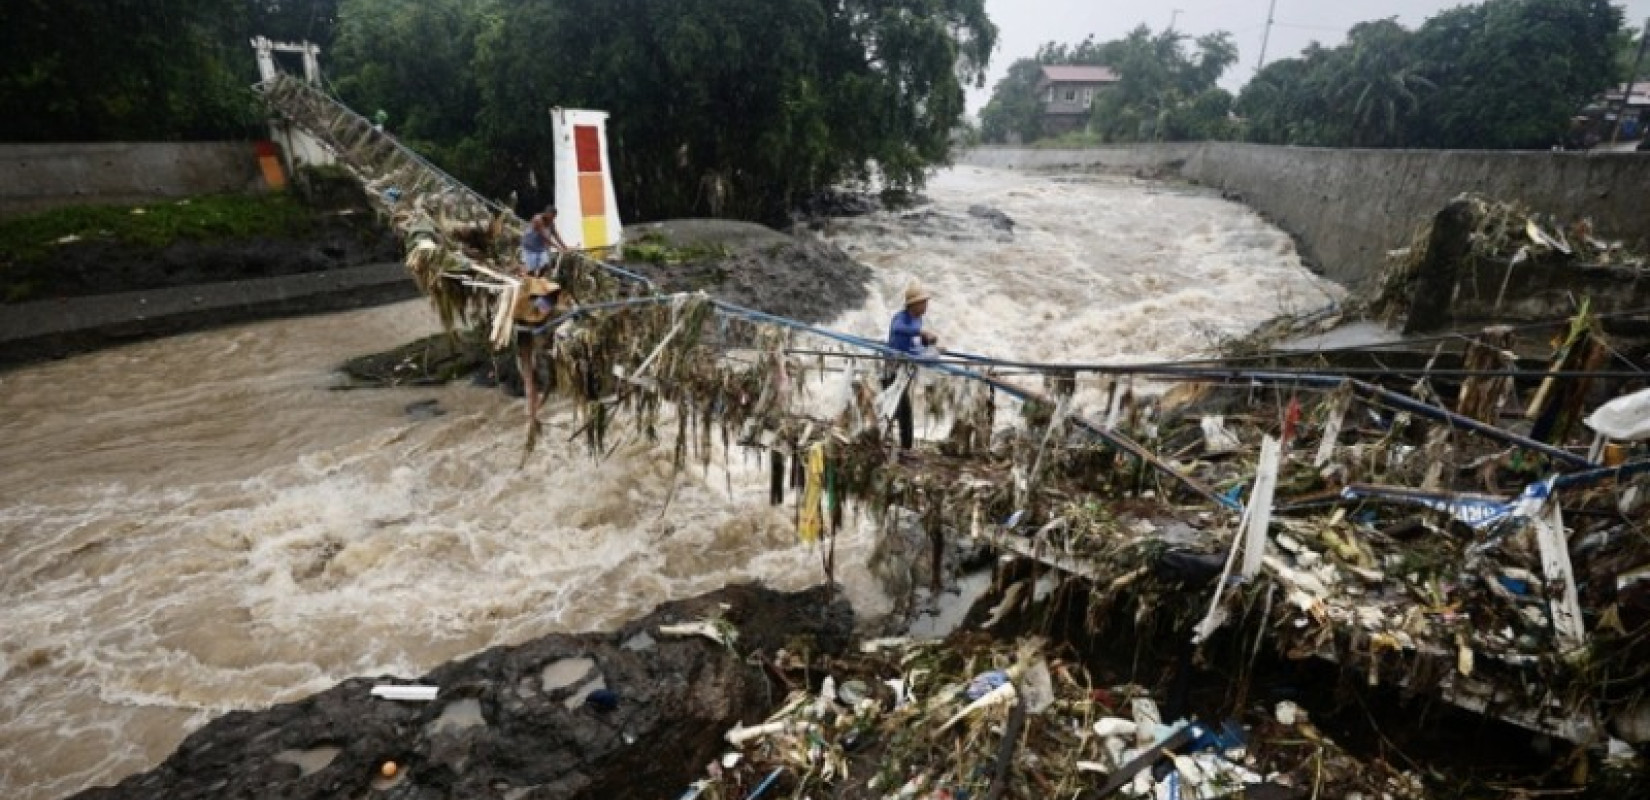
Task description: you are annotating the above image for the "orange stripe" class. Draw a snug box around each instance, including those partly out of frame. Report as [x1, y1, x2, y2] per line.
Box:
[578, 174, 606, 216]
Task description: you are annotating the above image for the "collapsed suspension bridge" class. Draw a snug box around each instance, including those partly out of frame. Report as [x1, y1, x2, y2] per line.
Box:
[255, 66, 1650, 748]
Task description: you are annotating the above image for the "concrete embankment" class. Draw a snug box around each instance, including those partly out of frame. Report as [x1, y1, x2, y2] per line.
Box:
[0, 263, 417, 368]
[0, 143, 265, 218]
[961, 144, 1650, 292]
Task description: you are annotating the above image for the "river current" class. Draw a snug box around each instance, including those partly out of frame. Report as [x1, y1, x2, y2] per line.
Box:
[0, 166, 1340, 798]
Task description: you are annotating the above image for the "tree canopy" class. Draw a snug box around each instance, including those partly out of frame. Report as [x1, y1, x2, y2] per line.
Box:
[3, 0, 1635, 221]
[1, 0, 994, 225]
[454, 0, 996, 222]
[329, 0, 495, 185]
[0, 1, 349, 142]
[0, 1, 253, 141]
[1237, 0, 1625, 149]
[1087, 27, 1238, 143]
[977, 26, 1238, 144]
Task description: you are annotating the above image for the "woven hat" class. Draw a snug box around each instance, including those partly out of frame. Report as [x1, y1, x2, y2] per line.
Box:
[903, 282, 931, 307]
[524, 277, 560, 296]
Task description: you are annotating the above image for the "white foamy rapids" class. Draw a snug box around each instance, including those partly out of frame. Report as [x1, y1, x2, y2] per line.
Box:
[822, 167, 1344, 412]
[0, 166, 1337, 799]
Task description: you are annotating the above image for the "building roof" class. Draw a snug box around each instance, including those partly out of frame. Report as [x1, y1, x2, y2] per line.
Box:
[1599, 81, 1650, 108]
[1039, 65, 1119, 84]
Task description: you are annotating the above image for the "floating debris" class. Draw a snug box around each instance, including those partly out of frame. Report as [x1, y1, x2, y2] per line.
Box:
[369, 685, 438, 702]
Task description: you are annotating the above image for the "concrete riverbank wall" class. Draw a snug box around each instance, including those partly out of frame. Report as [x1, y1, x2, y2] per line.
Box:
[0, 142, 265, 218]
[961, 144, 1650, 292]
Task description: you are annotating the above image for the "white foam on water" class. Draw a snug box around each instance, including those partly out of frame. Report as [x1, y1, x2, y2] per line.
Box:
[0, 166, 1338, 799]
[823, 168, 1342, 415]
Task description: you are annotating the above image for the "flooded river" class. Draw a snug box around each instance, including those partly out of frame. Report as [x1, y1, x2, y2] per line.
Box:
[0, 167, 1340, 798]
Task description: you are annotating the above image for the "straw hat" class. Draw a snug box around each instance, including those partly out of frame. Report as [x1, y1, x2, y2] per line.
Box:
[903, 282, 931, 307]
[524, 277, 560, 296]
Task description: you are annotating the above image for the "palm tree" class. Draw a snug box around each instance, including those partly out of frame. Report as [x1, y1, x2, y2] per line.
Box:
[1331, 19, 1434, 147]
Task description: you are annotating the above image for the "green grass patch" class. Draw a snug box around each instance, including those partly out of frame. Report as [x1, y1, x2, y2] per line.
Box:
[0, 192, 313, 267]
[622, 233, 730, 265]
[1030, 130, 1110, 149]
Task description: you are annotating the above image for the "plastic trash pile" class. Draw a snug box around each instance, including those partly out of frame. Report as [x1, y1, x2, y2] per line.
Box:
[681, 637, 1427, 800]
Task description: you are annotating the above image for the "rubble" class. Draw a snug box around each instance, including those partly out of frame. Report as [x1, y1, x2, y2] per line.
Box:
[1367, 193, 1650, 334]
[687, 636, 1433, 800]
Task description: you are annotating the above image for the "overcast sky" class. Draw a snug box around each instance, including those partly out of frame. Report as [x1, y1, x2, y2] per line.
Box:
[968, 0, 1650, 112]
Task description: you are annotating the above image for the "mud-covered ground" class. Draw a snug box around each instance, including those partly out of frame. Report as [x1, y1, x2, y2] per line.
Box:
[1, 169, 400, 304]
[12, 208, 399, 301]
[34, 214, 401, 299]
[623, 219, 872, 324]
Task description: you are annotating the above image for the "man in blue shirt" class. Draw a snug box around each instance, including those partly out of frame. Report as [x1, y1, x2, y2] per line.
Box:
[884, 283, 938, 451]
[521, 205, 570, 276]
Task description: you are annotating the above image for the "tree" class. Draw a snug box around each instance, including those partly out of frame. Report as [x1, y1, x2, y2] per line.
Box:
[1235, 0, 1622, 150]
[248, 0, 343, 50]
[978, 27, 1237, 144]
[1617, 21, 1649, 82]
[977, 35, 1117, 144]
[1414, 0, 1622, 148]
[330, 0, 496, 183]
[1088, 27, 1238, 143]
[1330, 20, 1433, 147]
[979, 58, 1049, 143]
[0, 0, 262, 141]
[1236, 55, 1319, 144]
[470, 0, 995, 222]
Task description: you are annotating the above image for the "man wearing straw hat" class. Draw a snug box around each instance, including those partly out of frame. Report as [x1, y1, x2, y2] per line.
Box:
[513, 275, 565, 421]
[884, 281, 939, 451]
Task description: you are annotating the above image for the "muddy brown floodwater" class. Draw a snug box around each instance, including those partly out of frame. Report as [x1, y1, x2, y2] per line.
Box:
[0, 167, 1340, 799]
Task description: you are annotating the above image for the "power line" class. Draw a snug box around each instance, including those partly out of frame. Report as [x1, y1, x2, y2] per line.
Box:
[1256, 0, 1279, 72]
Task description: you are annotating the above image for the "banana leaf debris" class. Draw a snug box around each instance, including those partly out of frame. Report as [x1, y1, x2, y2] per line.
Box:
[528, 284, 1650, 793]
[381, 207, 1648, 786]
[1368, 193, 1650, 334]
[473, 238, 1649, 788]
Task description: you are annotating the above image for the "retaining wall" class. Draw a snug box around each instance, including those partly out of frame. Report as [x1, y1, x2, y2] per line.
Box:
[961, 144, 1650, 292]
[0, 142, 265, 218]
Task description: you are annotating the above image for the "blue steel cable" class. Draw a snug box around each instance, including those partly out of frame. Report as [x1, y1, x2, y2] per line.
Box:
[744, 767, 785, 800]
[272, 62, 1599, 493]
[710, 300, 1238, 509]
[530, 294, 1238, 509]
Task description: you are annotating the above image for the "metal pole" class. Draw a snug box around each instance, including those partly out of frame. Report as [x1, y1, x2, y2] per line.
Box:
[1256, 0, 1279, 73]
[1613, 17, 1649, 144]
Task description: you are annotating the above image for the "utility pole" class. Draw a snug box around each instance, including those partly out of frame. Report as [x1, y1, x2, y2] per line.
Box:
[1612, 17, 1649, 144]
[1256, 0, 1279, 73]
[1168, 9, 1183, 32]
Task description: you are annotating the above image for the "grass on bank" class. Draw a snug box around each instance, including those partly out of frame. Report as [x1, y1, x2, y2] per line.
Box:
[622, 232, 731, 265]
[1030, 131, 1109, 148]
[0, 192, 314, 302]
[0, 193, 312, 262]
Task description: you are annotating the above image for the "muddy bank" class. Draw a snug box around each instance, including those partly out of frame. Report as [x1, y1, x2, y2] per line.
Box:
[623, 219, 872, 325]
[72, 584, 853, 800]
[2, 168, 400, 304]
[0, 171, 406, 367]
[21, 213, 398, 301]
